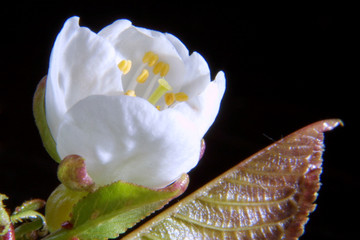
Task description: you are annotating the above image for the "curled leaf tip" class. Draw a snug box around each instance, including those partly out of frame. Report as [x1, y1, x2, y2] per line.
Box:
[58, 155, 95, 192]
[314, 118, 344, 132]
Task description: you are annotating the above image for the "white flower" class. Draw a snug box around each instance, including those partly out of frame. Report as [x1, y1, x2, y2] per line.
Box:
[45, 16, 226, 188]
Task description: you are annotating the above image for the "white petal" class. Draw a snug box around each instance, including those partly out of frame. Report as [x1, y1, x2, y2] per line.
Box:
[164, 33, 190, 60]
[97, 19, 132, 44]
[165, 33, 211, 98]
[99, 22, 187, 94]
[46, 16, 123, 139]
[178, 51, 211, 98]
[56, 95, 201, 188]
[173, 71, 226, 137]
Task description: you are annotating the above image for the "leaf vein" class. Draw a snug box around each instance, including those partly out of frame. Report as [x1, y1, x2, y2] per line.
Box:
[174, 212, 294, 232]
[197, 189, 296, 207]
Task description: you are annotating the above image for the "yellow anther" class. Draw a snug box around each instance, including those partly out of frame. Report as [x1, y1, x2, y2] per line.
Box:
[175, 92, 189, 102]
[125, 90, 136, 97]
[136, 69, 149, 83]
[148, 78, 172, 105]
[153, 62, 164, 75]
[153, 62, 170, 77]
[164, 93, 176, 106]
[156, 106, 161, 111]
[159, 63, 169, 77]
[142, 51, 159, 67]
[118, 60, 132, 74]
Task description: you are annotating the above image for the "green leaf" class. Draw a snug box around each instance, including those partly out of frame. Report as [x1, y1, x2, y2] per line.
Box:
[33, 76, 61, 163]
[122, 119, 342, 240]
[0, 194, 10, 236]
[43, 174, 189, 240]
[14, 218, 44, 240]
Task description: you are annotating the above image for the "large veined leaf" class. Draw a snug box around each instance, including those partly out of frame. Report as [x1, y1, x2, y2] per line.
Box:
[121, 119, 342, 240]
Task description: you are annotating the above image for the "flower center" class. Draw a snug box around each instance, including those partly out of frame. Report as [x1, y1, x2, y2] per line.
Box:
[118, 51, 188, 110]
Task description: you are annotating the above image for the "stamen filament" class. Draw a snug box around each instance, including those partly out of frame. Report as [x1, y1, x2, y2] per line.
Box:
[126, 67, 143, 91]
[143, 62, 170, 99]
[126, 52, 160, 92]
[148, 79, 172, 105]
[143, 75, 159, 99]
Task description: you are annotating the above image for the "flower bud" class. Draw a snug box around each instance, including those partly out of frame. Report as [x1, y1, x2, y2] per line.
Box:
[57, 155, 95, 192]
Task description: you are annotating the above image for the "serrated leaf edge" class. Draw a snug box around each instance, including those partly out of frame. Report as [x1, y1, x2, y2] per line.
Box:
[121, 119, 342, 240]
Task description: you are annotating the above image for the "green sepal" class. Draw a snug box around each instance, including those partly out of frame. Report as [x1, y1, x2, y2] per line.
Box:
[44, 174, 189, 240]
[45, 185, 89, 233]
[0, 194, 11, 236]
[33, 76, 61, 163]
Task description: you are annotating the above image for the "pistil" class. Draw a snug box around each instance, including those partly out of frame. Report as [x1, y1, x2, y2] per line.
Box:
[148, 79, 172, 105]
[118, 51, 188, 110]
[143, 61, 170, 99]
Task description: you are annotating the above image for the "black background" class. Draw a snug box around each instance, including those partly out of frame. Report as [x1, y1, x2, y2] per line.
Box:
[0, 2, 356, 239]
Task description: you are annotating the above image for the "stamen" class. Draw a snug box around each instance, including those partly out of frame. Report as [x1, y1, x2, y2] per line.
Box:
[136, 69, 149, 83]
[143, 62, 170, 99]
[118, 60, 132, 74]
[153, 62, 170, 77]
[126, 52, 159, 91]
[143, 51, 159, 67]
[164, 93, 175, 106]
[175, 92, 189, 102]
[148, 79, 172, 105]
[160, 63, 170, 77]
[125, 90, 136, 97]
[163, 92, 189, 109]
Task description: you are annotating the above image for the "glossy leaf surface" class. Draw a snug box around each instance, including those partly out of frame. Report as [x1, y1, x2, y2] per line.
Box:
[122, 119, 342, 240]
